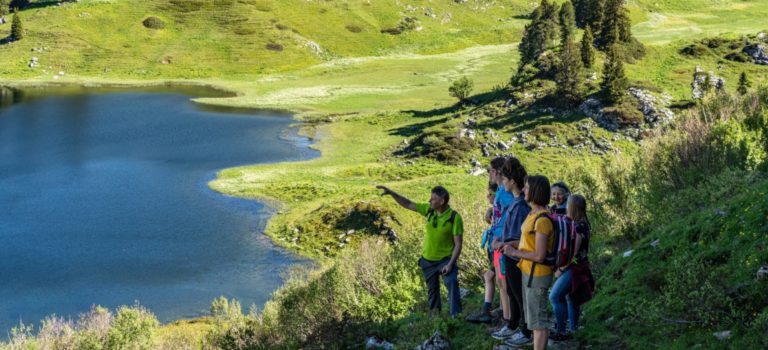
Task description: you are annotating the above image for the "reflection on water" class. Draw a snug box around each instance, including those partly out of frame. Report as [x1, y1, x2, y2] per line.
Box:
[0, 85, 317, 334]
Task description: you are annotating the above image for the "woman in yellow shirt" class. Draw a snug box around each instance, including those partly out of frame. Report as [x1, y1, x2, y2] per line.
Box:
[504, 175, 554, 350]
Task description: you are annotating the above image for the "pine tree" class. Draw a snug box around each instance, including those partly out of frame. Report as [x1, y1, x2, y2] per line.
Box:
[601, 45, 628, 103]
[559, 1, 576, 43]
[519, 7, 548, 67]
[572, 0, 589, 28]
[557, 37, 584, 105]
[581, 26, 595, 69]
[737, 72, 751, 96]
[540, 0, 560, 46]
[587, 0, 605, 35]
[11, 10, 23, 41]
[0, 0, 10, 17]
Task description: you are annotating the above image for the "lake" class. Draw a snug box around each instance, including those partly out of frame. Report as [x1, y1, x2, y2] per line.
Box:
[0, 86, 317, 334]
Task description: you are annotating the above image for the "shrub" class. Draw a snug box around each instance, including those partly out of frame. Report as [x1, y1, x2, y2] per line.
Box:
[345, 24, 362, 33]
[680, 43, 707, 57]
[448, 76, 474, 103]
[142, 16, 165, 29]
[105, 306, 158, 350]
[265, 43, 283, 51]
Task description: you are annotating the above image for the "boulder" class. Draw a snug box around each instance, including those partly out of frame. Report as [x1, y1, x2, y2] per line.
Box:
[415, 331, 450, 350]
[713, 330, 732, 341]
[366, 336, 394, 350]
[744, 44, 768, 65]
[757, 265, 768, 280]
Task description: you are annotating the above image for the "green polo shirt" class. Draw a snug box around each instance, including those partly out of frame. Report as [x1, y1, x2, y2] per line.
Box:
[416, 203, 464, 261]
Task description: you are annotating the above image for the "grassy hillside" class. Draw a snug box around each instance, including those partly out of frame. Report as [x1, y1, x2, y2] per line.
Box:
[2, 0, 768, 349]
[0, 0, 767, 115]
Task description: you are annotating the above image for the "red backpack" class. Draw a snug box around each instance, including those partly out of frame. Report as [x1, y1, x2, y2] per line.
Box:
[526, 212, 577, 286]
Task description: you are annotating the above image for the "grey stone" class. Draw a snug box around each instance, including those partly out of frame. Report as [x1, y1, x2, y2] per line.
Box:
[415, 331, 450, 350]
[744, 44, 768, 65]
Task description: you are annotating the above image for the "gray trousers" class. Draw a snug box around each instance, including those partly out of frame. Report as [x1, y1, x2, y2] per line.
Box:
[419, 256, 462, 316]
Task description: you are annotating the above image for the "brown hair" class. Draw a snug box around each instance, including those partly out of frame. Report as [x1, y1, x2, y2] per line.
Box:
[525, 175, 551, 206]
[432, 186, 450, 204]
[567, 194, 588, 222]
[501, 157, 527, 189]
[489, 156, 506, 171]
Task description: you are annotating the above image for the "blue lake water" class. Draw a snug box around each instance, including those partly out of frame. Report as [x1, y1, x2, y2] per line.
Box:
[0, 86, 317, 334]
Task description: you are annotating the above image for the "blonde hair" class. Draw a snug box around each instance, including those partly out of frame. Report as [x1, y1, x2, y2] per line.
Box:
[567, 194, 588, 222]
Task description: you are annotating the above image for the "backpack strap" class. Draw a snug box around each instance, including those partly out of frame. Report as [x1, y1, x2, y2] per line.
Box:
[526, 211, 551, 282]
[446, 210, 457, 226]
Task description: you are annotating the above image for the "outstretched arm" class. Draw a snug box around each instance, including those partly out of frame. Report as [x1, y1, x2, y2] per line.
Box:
[376, 185, 417, 212]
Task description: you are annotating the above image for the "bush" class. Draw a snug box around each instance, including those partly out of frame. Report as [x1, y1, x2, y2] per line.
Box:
[679, 43, 707, 57]
[265, 43, 284, 51]
[105, 306, 158, 350]
[448, 76, 474, 103]
[142, 16, 165, 29]
[345, 24, 362, 33]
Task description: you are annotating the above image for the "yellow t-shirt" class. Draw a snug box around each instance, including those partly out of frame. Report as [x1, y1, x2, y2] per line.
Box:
[517, 210, 555, 277]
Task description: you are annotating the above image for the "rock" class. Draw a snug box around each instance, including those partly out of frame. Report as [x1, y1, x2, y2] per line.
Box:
[628, 87, 675, 128]
[468, 167, 486, 176]
[623, 250, 634, 258]
[480, 143, 491, 157]
[713, 330, 732, 341]
[338, 243, 346, 248]
[650, 239, 660, 248]
[458, 128, 475, 140]
[757, 265, 768, 280]
[366, 336, 394, 350]
[758, 32, 767, 40]
[496, 141, 510, 151]
[347, 229, 356, 235]
[470, 158, 482, 168]
[744, 44, 768, 65]
[415, 331, 450, 350]
[344, 237, 351, 244]
[460, 288, 470, 299]
[692, 68, 726, 99]
[484, 128, 498, 139]
[58, 71, 65, 76]
[714, 209, 727, 216]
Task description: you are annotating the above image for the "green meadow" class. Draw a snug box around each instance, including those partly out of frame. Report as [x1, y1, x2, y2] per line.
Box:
[2, 0, 768, 348]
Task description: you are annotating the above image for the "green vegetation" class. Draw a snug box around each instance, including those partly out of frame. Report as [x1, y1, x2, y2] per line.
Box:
[448, 76, 473, 103]
[10, 10, 22, 40]
[1, 0, 768, 349]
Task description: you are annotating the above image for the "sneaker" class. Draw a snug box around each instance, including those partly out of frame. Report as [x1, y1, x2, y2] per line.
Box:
[504, 333, 532, 346]
[491, 325, 516, 340]
[465, 310, 492, 324]
[550, 332, 572, 341]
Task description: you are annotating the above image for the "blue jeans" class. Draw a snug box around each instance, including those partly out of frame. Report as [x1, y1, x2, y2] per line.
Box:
[419, 257, 462, 316]
[549, 268, 579, 333]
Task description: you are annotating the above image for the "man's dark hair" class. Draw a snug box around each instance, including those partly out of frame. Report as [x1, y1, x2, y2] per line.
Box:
[525, 175, 551, 207]
[488, 181, 498, 192]
[432, 186, 450, 204]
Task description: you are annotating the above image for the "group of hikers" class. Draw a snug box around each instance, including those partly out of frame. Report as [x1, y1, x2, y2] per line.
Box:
[378, 155, 595, 350]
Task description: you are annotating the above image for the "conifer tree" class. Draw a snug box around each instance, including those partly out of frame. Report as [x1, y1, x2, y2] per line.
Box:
[601, 44, 628, 103]
[557, 38, 584, 105]
[587, 0, 605, 34]
[581, 26, 595, 69]
[540, 0, 560, 45]
[519, 6, 547, 67]
[559, 1, 576, 43]
[11, 10, 23, 41]
[0, 0, 10, 17]
[737, 71, 751, 96]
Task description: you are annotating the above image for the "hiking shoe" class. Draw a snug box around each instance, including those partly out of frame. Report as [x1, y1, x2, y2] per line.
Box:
[504, 333, 532, 346]
[465, 310, 492, 324]
[550, 332, 572, 342]
[491, 325, 516, 340]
